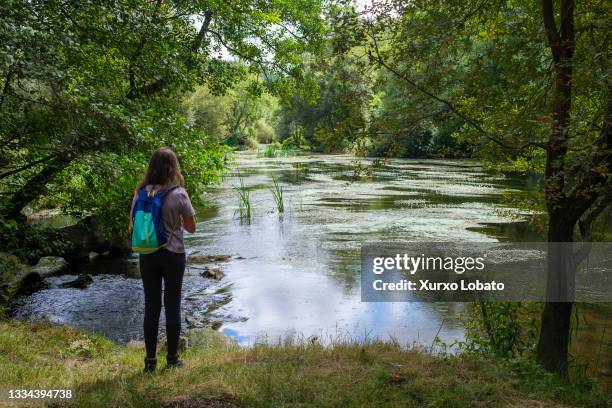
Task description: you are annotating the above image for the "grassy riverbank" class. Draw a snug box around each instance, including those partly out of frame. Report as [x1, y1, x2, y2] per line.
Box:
[0, 320, 608, 407]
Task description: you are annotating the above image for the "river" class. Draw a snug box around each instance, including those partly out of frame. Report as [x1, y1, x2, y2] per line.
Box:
[12, 151, 610, 386]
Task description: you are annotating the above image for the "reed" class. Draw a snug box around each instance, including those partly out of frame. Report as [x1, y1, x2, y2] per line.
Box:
[235, 177, 252, 223]
[257, 144, 297, 158]
[270, 176, 284, 214]
[279, 144, 297, 157]
[261, 144, 277, 158]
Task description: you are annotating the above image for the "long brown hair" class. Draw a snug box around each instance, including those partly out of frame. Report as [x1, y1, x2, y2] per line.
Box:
[136, 147, 185, 192]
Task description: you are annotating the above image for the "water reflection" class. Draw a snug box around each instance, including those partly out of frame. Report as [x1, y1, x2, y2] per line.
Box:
[187, 152, 531, 346]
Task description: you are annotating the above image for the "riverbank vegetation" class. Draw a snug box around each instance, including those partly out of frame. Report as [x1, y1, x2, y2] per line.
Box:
[0, 0, 323, 257]
[1, 319, 608, 407]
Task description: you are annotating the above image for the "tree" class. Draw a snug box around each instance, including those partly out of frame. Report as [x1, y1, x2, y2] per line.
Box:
[182, 87, 234, 141]
[276, 50, 373, 152]
[367, 66, 469, 158]
[332, 0, 610, 374]
[183, 80, 279, 147]
[0, 0, 324, 235]
[535, 0, 611, 374]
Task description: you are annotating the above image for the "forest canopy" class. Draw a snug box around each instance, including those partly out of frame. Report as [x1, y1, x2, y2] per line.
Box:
[0, 0, 324, 235]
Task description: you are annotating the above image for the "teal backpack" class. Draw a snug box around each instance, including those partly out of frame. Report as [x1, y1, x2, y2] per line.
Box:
[131, 185, 178, 254]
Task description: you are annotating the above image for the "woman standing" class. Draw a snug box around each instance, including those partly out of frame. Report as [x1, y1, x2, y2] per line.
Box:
[130, 147, 196, 373]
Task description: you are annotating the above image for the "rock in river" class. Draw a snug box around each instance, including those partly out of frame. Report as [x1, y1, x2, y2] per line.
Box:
[0, 254, 69, 302]
[199, 266, 225, 280]
[60, 274, 93, 289]
[187, 252, 231, 264]
[30, 256, 69, 278]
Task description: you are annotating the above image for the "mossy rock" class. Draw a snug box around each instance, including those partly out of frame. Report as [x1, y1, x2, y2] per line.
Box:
[30, 256, 68, 277]
[1, 254, 70, 304]
[0, 252, 25, 280]
[0, 252, 23, 273]
[0, 253, 31, 303]
[187, 328, 236, 351]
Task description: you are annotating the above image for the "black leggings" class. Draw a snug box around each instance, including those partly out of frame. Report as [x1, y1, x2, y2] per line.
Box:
[140, 249, 186, 359]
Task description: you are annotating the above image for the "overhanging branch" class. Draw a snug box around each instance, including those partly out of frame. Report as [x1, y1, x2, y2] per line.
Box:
[366, 26, 545, 152]
[127, 10, 213, 100]
[0, 154, 56, 180]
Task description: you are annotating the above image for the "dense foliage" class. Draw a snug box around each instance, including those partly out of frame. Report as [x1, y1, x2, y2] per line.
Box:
[0, 0, 324, 236]
[182, 80, 279, 148]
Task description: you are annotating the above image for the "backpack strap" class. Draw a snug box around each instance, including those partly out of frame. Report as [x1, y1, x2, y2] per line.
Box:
[149, 184, 179, 199]
[157, 185, 181, 245]
[129, 187, 148, 222]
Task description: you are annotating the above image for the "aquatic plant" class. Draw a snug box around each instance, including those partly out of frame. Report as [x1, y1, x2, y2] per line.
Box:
[350, 159, 374, 179]
[259, 144, 278, 158]
[270, 176, 284, 214]
[257, 144, 297, 158]
[234, 177, 252, 223]
[278, 144, 297, 157]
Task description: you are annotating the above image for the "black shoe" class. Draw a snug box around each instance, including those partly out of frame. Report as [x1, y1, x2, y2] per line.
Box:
[143, 357, 157, 373]
[166, 354, 184, 369]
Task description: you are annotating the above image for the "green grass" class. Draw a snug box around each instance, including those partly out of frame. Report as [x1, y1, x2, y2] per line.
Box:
[0, 319, 609, 407]
[270, 176, 284, 214]
[234, 177, 252, 223]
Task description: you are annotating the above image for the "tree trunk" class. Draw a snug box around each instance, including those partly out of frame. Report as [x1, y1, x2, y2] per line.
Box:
[537, 302, 573, 374]
[537, 213, 576, 375]
[537, 0, 576, 375]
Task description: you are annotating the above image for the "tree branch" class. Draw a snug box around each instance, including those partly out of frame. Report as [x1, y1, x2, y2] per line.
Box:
[566, 89, 612, 218]
[559, 0, 575, 59]
[207, 29, 294, 76]
[0, 154, 56, 180]
[192, 10, 213, 53]
[2, 153, 75, 220]
[127, 10, 213, 100]
[573, 192, 612, 269]
[366, 25, 545, 152]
